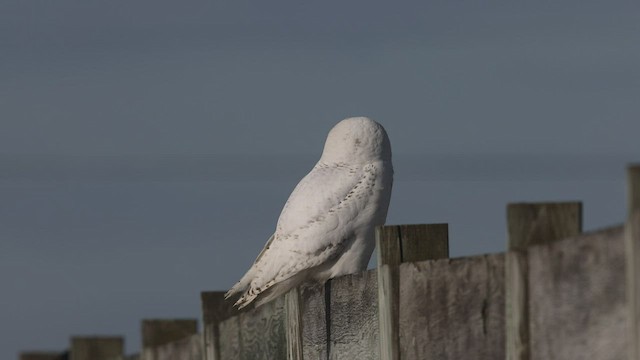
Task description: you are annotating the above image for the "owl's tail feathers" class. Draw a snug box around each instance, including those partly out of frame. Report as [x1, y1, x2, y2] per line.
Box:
[233, 270, 309, 309]
[225, 234, 276, 301]
[225, 272, 254, 300]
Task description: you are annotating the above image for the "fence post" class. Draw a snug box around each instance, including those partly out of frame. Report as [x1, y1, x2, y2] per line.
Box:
[201, 291, 240, 360]
[70, 336, 124, 360]
[376, 223, 450, 360]
[505, 202, 582, 360]
[626, 165, 640, 360]
[285, 287, 303, 360]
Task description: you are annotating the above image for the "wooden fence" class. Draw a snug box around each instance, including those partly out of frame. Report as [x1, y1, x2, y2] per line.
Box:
[20, 164, 640, 360]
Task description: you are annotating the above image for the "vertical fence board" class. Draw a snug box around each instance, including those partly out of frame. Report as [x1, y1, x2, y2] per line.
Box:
[20, 352, 68, 360]
[238, 296, 286, 360]
[506, 202, 582, 360]
[201, 292, 241, 360]
[626, 165, 640, 360]
[142, 319, 198, 348]
[507, 203, 582, 251]
[300, 282, 328, 360]
[218, 316, 241, 360]
[70, 337, 124, 360]
[328, 270, 379, 360]
[377, 226, 402, 360]
[529, 226, 627, 360]
[399, 254, 505, 360]
[141, 319, 198, 360]
[285, 288, 303, 360]
[377, 224, 450, 360]
[399, 224, 449, 263]
[144, 333, 203, 360]
[505, 251, 528, 360]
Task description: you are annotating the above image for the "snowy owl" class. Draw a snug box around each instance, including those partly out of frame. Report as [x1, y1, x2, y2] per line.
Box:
[226, 117, 393, 309]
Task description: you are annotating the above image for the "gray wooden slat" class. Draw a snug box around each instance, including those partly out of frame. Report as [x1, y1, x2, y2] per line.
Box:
[328, 270, 379, 360]
[300, 282, 328, 360]
[285, 287, 303, 360]
[143, 334, 202, 360]
[238, 296, 286, 360]
[399, 223, 449, 262]
[377, 225, 401, 360]
[506, 251, 528, 359]
[398, 254, 505, 360]
[626, 164, 640, 360]
[529, 225, 627, 360]
[142, 319, 198, 349]
[70, 337, 124, 360]
[218, 316, 241, 360]
[376, 224, 450, 360]
[506, 202, 582, 360]
[507, 202, 582, 251]
[19, 352, 67, 360]
[200, 292, 241, 360]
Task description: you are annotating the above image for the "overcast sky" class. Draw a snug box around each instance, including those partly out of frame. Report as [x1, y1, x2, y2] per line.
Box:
[1, 1, 639, 358]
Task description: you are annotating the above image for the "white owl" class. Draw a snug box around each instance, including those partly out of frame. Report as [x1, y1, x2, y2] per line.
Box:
[226, 117, 393, 308]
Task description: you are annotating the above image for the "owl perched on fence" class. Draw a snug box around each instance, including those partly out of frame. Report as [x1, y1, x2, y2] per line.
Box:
[226, 117, 393, 309]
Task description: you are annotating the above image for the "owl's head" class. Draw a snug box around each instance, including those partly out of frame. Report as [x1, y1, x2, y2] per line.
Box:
[320, 117, 392, 164]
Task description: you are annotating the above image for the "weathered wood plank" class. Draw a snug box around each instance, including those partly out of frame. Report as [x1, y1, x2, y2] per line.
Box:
[328, 270, 379, 360]
[218, 316, 241, 360]
[200, 292, 241, 360]
[507, 202, 583, 251]
[629, 165, 640, 215]
[506, 202, 582, 360]
[300, 282, 328, 360]
[143, 333, 203, 360]
[107, 354, 139, 360]
[399, 223, 449, 263]
[70, 337, 124, 360]
[142, 319, 198, 348]
[140, 319, 198, 360]
[377, 263, 398, 360]
[238, 296, 286, 360]
[505, 251, 528, 359]
[529, 225, 627, 360]
[398, 254, 505, 360]
[376, 224, 450, 360]
[377, 226, 401, 360]
[20, 352, 68, 360]
[626, 164, 640, 360]
[285, 287, 303, 360]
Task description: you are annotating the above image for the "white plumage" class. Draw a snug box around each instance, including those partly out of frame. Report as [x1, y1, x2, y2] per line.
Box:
[226, 117, 393, 309]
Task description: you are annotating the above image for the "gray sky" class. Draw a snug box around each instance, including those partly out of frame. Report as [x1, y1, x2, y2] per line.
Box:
[1, 1, 639, 358]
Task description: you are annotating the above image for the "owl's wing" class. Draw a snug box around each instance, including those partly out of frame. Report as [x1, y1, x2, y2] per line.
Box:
[230, 162, 381, 308]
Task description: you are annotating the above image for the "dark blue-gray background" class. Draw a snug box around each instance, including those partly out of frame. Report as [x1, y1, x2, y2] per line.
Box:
[1, 0, 638, 358]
